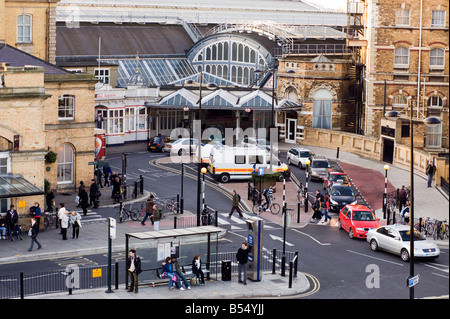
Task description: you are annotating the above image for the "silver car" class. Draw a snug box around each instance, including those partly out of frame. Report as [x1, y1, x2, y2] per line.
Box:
[367, 224, 440, 262]
[286, 147, 315, 169]
[307, 156, 331, 181]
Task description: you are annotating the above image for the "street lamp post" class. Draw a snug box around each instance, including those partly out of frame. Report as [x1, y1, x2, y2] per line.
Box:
[304, 159, 310, 213]
[385, 104, 441, 299]
[383, 164, 389, 222]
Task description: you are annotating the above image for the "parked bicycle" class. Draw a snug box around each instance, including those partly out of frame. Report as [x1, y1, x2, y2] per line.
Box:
[201, 207, 216, 226]
[115, 202, 139, 223]
[252, 195, 281, 215]
[43, 211, 58, 230]
[133, 202, 146, 221]
[162, 198, 179, 215]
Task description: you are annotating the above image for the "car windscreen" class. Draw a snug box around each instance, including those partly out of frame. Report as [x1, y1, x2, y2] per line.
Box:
[332, 187, 354, 196]
[351, 211, 375, 221]
[153, 137, 164, 143]
[399, 230, 426, 241]
[299, 151, 313, 157]
[312, 161, 328, 168]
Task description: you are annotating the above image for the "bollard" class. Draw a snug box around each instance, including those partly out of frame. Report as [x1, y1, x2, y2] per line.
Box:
[336, 147, 340, 159]
[288, 264, 293, 288]
[174, 216, 177, 229]
[20, 272, 24, 299]
[272, 248, 276, 274]
[115, 262, 119, 290]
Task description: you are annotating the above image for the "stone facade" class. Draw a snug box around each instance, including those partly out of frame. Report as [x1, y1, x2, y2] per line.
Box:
[362, 0, 449, 150]
[0, 0, 59, 63]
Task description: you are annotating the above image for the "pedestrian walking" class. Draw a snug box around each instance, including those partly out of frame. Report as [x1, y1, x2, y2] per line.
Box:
[426, 161, 436, 188]
[103, 165, 112, 187]
[141, 195, 155, 226]
[192, 253, 205, 285]
[320, 195, 332, 224]
[70, 211, 82, 239]
[172, 256, 191, 290]
[236, 241, 249, 285]
[398, 185, 408, 212]
[57, 203, 67, 232]
[152, 204, 162, 231]
[30, 202, 41, 228]
[112, 175, 121, 203]
[228, 190, 243, 218]
[79, 187, 89, 216]
[28, 218, 42, 251]
[89, 179, 100, 208]
[400, 203, 410, 224]
[311, 190, 323, 222]
[127, 249, 142, 293]
[77, 181, 85, 207]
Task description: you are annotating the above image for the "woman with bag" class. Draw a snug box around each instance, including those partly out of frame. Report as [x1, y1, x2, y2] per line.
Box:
[70, 211, 82, 239]
[319, 195, 332, 224]
[192, 253, 205, 285]
[161, 257, 184, 290]
[28, 218, 42, 251]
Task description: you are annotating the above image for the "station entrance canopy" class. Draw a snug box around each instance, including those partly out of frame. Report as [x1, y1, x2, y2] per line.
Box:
[0, 174, 44, 199]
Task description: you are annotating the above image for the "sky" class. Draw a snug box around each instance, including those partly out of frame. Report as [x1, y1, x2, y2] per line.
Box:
[307, 0, 348, 11]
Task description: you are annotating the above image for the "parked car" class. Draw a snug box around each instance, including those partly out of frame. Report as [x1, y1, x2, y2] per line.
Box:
[162, 138, 200, 156]
[286, 147, 315, 168]
[307, 156, 331, 181]
[338, 204, 380, 239]
[147, 135, 170, 152]
[323, 170, 351, 190]
[367, 224, 440, 262]
[329, 184, 357, 212]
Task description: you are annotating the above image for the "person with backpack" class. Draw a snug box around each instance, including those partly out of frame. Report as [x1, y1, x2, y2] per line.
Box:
[228, 190, 243, 218]
[262, 186, 273, 211]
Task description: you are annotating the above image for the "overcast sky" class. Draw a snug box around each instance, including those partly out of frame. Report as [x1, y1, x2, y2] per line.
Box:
[307, 0, 348, 11]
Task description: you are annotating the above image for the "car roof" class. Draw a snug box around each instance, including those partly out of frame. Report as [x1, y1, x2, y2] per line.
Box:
[345, 204, 372, 211]
[289, 147, 312, 151]
[311, 156, 328, 161]
[382, 224, 411, 231]
[330, 171, 346, 175]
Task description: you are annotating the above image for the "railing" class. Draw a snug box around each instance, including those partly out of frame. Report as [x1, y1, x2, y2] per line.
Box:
[0, 263, 119, 299]
[441, 177, 449, 196]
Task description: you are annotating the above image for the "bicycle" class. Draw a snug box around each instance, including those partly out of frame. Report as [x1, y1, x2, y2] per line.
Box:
[115, 202, 139, 223]
[162, 198, 179, 215]
[252, 196, 281, 215]
[201, 208, 216, 226]
[43, 211, 58, 230]
[134, 202, 146, 221]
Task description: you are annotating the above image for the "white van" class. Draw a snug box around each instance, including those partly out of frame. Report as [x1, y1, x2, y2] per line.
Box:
[208, 146, 289, 183]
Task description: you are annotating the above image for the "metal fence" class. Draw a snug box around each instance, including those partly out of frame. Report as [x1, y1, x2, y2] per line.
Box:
[0, 263, 118, 299]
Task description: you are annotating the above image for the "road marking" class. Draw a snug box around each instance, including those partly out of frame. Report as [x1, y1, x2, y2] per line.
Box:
[292, 229, 331, 246]
[269, 234, 294, 246]
[346, 250, 404, 266]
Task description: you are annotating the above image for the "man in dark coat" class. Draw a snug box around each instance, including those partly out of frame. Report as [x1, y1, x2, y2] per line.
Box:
[126, 249, 142, 293]
[236, 241, 249, 285]
[89, 179, 100, 208]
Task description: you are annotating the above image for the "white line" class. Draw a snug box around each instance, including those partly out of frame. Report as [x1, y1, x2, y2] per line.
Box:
[346, 250, 404, 266]
[292, 229, 331, 246]
[432, 272, 449, 279]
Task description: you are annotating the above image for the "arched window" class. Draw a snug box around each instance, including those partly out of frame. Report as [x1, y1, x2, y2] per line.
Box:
[286, 87, 298, 101]
[312, 89, 332, 129]
[428, 95, 443, 108]
[57, 144, 74, 184]
[393, 94, 408, 107]
[430, 48, 445, 68]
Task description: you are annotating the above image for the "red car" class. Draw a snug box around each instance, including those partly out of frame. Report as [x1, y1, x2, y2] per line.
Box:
[323, 170, 351, 191]
[338, 205, 380, 239]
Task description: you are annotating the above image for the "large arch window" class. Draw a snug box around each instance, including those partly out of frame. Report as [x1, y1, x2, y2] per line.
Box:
[57, 144, 74, 184]
[312, 89, 332, 129]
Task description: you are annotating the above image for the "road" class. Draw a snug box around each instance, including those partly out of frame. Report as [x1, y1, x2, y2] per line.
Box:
[1, 149, 448, 299]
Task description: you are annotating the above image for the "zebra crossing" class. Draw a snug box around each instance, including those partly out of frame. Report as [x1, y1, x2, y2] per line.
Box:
[215, 212, 275, 230]
[76, 210, 108, 225]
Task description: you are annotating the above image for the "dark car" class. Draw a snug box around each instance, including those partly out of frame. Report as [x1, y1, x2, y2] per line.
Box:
[147, 135, 170, 152]
[329, 184, 357, 212]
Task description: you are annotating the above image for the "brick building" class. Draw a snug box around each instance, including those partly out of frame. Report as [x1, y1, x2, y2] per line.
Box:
[350, 0, 449, 161]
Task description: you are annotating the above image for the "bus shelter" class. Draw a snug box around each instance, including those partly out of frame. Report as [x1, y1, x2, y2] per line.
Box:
[125, 226, 222, 286]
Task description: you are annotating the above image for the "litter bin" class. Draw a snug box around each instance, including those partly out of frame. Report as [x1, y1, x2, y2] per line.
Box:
[221, 260, 231, 281]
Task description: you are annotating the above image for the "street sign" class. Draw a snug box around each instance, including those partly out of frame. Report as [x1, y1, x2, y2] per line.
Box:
[258, 168, 264, 176]
[407, 274, 420, 288]
[109, 217, 116, 240]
